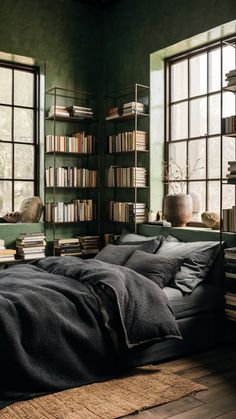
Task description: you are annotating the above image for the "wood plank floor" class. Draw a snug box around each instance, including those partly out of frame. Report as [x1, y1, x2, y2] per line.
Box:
[127, 341, 236, 419]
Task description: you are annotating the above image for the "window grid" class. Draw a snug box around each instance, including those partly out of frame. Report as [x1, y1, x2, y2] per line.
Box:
[165, 37, 236, 215]
[0, 62, 39, 214]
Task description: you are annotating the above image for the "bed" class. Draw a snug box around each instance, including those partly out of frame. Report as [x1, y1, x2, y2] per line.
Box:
[0, 226, 233, 409]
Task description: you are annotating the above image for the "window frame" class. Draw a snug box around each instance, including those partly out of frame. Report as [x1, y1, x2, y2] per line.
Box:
[0, 60, 40, 214]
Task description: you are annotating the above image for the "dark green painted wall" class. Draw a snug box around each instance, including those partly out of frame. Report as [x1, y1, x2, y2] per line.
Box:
[102, 0, 236, 90]
[0, 0, 102, 91]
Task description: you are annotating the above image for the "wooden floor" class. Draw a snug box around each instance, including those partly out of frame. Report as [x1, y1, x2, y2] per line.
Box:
[128, 340, 236, 419]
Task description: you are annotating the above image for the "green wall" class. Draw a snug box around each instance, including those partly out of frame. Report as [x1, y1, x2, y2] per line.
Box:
[102, 0, 236, 90]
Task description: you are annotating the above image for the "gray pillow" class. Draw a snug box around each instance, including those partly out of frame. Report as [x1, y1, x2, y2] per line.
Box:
[156, 240, 220, 293]
[95, 240, 158, 266]
[116, 227, 162, 243]
[124, 250, 183, 288]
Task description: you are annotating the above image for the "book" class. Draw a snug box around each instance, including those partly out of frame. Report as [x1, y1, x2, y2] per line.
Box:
[0, 249, 16, 255]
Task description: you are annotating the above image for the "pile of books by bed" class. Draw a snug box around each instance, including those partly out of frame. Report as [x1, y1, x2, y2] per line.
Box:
[54, 238, 82, 257]
[75, 235, 100, 255]
[0, 239, 16, 263]
[16, 233, 46, 260]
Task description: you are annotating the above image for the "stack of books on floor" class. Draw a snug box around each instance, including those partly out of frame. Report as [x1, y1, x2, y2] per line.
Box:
[0, 239, 16, 262]
[224, 247, 236, 322]
[122, 101, 148, 116]
[67, 105, 93, 119]
[108, 201, 147, 223]
[75, 235, 100, 255]
[48, 105, 70, 118]
[16, 233, 46, 260]
[54, 238, 82, 257]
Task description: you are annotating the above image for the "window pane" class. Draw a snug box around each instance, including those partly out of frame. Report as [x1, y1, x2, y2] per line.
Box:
[223, 184, 235, 209]
[190, 97, 207, 138]
[14, 108, 34, 143]
[208, 137, 220, 179]
[223, 91, 235, 118]
[0, 106, 12, 141]
[0, 143, 12, 178]
[171, 102, 188, 140]
[189, 181, 206, 220]
[208, 181, 220, 213]
[15, 144, 34, 179]
[209, 48, 221, 93]
[223, 136, 236, 178]
[168, 142, 187, 194]
[222, 45, 236, 87]
[190, 53, 207, 97]
[0, 181, 12, 215]
[14, 70, 34, 108]
[188, 139, 205, 179]
[0, 67, 12, 104]
[14, 181, 34, 211]
[208, 94, 221, 135]
[171, 60, 188, 102]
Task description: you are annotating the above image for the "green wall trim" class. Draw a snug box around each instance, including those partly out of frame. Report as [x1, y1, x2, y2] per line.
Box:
[0, 222, 44, 248]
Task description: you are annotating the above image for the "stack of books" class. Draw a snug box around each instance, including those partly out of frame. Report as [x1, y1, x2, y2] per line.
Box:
[45, 133, 95, 154]
[45, 167, 97, 188]
[48, 105, 70, 118]
[222, 206, 236, 232]
[0, 239, 16, 263]
[67, 105, 93, 119]
[226, 160, 236, 184]
[108, 201, 147, 223]
[225, 69, 236, 87]
[224, 247, 236, 322]
[75, 235, 100, 255]
[16, 232, 46, 260]
[122, 101, 148, 116]
[105, 106, 120, 120]
[54, 238, 81, 257]
[105, 166, 147, 187]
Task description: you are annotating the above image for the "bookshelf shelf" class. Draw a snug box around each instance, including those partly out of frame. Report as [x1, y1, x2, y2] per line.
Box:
[45, 87, 99, 255]
[105, 112, 149, 122]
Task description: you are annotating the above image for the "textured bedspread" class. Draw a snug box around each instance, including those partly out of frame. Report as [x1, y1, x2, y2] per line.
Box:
[0, 257, 181, 408]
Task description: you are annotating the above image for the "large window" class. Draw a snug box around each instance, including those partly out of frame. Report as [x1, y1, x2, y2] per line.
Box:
[0, 62, 39, 216]
[165, 38, 236, 219]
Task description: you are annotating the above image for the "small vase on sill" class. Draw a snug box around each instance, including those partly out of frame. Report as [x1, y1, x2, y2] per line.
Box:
[163, 194, 193, 227]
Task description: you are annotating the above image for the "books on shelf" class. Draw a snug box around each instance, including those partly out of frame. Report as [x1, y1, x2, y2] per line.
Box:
[16, 232, 46, 260]
[122, 101, 148, 115]
[48, 105, 93, 120]
[45, 200, 96, 223]
[222, 207, 236, 232]
[225, 69, 236, 87]
[226, 160, 236, 184]
[75, 235, 100, 255]
[105, 106, 120, 120]
[45, 133, 95, 154]
[108, 130, 148, 153]
[223, 115, 236, 135]
[108, 201, 147, 223]
[224, 248, 236, 321]
[45, 167, 97, 188]
[105, 166, 147, 187]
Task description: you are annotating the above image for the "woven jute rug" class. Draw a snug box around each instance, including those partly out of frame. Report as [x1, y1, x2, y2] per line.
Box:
[1, 365, 207, 419]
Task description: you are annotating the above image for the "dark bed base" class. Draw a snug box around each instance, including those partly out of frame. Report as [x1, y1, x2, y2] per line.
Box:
[129, 310, 224, 367]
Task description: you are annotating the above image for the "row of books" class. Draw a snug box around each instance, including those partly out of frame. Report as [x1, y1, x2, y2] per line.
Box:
[105, 101, 148, 121]
[225, 69, 236, 87]
[48, 105, 93, 119]
[108, 201, 147, 223]
[223, 115, 236, 135]
[16, 232, 46, 260]
[105, 166, 147, 187]
[226, 160, 236, 184]
[222, 206, 236, 232]
[224, 247, 236, 322]
[45, 133, 96, 154]
[54, 235, 100, 257]
[45, 200, 96, 223]
[45, 167, 97, 188]
[107, 130, 148, 153]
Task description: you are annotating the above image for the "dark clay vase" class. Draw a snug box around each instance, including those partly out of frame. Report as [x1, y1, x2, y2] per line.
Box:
[163, 194, 193, 227]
